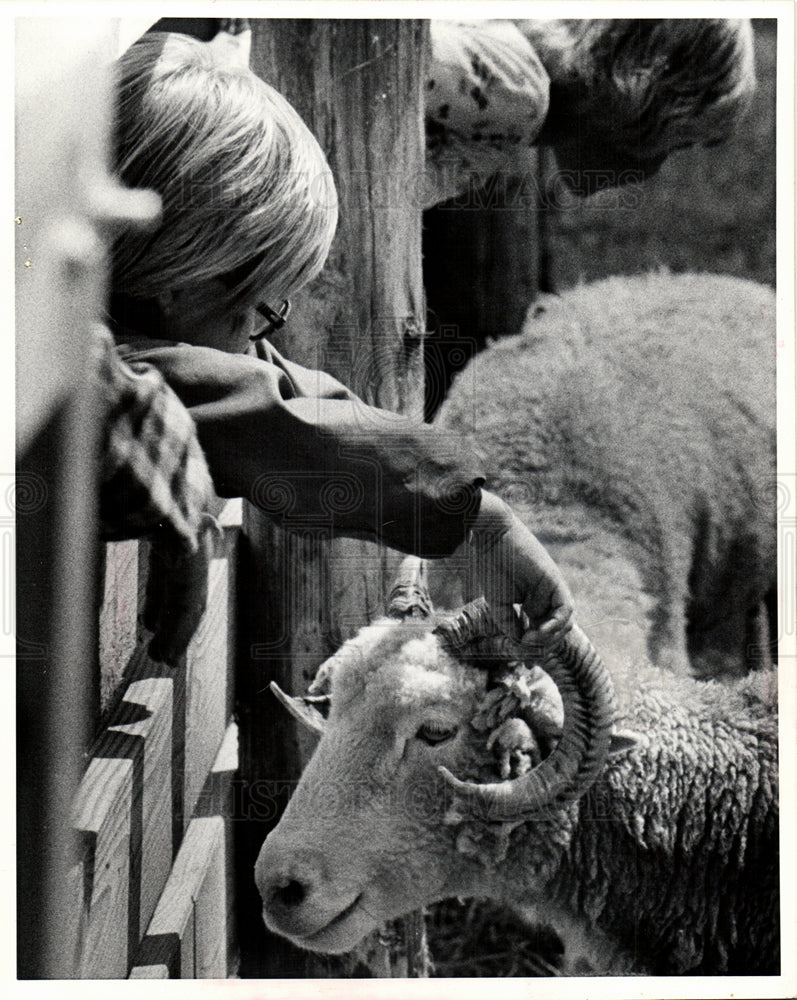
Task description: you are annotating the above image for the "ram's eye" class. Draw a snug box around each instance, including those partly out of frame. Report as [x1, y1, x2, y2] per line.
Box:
[416, 721, 458, 746]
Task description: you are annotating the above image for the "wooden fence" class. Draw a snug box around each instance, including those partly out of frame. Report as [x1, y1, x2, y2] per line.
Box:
[68, 500, 241, 978]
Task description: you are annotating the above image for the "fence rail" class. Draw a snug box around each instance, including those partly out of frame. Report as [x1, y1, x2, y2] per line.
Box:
[68, 499, 242, 979]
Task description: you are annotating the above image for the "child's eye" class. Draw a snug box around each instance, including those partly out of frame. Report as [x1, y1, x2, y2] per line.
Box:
[416, 721, 458, 746]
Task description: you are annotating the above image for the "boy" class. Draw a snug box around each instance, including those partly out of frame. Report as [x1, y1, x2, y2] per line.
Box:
[109, 32, 574, 651]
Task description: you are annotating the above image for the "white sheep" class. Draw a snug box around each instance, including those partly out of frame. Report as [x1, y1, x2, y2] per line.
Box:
[256, 574, 779, 974]
[255, 272, 779, 974]
[437, 271, 776, 680]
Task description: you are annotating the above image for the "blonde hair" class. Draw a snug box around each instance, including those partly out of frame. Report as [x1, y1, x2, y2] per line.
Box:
[112, 32, 338, 309]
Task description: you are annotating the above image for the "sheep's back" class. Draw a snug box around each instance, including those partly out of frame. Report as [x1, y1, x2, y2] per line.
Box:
[439, 271, 776, 639]
[440, 271, 774, 518]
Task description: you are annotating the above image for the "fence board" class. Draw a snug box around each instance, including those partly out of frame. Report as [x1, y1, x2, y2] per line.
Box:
[194, 721, 240, 973]
[72, 757, 134, 978]
[128, 961, 170, 979]
[218, 497, 243, 530]
[238, 19, 429, 978]
[130, 817, 226, 979]
[107, 678, 174, 940]
[16, 23, 112, 969]
[99, 539, 140, 711]
[194, 817, 227, 978]
[184, 511, 239, 821]
[194, 721, 238, 820]
[62, 859, 88, 979]
[184, 557, 229, 819]
[78, 497, 241, 978]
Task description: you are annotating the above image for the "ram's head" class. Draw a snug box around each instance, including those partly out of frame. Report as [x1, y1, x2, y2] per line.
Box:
[255, 558, 617, 954]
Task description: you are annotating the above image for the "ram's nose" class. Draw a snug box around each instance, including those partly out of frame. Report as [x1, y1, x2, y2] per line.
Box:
[255, 842, 331, 937]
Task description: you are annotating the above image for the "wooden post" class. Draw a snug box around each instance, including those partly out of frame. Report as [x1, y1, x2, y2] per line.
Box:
[15, 21, 120, 978]
[236, 19, 429, 978]
[422, 149, 543, 418]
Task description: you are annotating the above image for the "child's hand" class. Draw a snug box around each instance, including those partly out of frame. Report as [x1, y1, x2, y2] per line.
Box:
[144, 521, 216, 663]
[465, 490, 574, 647]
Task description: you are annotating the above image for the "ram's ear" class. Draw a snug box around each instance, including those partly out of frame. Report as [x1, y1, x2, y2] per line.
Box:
[608, 727, 644, 757]
[270, 682, 327, 736]
[308, 657, 334, 696]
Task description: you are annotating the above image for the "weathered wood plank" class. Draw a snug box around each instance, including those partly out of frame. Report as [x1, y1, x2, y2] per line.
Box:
[99, 539, 140, 712]
[238, 18, 429, 980]
[218, 497, 243, 530]
[63, 860, 85, 978]
[184, 556, 229, 819]
[193, 817, 227, 978]
[126, 500, 239, 844]
[130, 817, 226, 979]
[252, 20, 427, 415]
[107, 677, 174, 942]
[193, 720, 239, 821]
[194, 721, 240, 975]
[16, 23, 111, 968]
[71, 757, 134, 978]
[127, 961, 169, 979]
[79, 500, 240, 979]
[184, 518, 238, 820]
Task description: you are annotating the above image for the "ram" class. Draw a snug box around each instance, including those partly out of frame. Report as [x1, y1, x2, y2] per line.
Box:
[255, 272, 778, 975]
[257, 568, 778, 974]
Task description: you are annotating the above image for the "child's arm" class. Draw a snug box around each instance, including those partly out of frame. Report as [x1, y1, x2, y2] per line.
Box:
[465, 489, 574, 646]
[117, 340, 573, 639]
[117, 340, 484, 559]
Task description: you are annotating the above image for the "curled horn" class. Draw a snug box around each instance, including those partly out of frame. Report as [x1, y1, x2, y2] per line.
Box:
[387, 556, 434, 620]
[269, 682, 327, 736]
[433, 598, 525, 663]
[434, 598, 616, 821]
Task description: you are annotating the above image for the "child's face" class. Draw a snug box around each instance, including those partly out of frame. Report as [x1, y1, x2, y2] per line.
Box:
[159, 277, 262, 354]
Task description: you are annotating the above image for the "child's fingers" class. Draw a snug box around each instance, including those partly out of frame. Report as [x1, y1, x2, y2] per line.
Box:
[522, 606, 574, 648]
[145, 533, 212, 663]
[487, 600, 524, 644]
[538, 605, 575, 638]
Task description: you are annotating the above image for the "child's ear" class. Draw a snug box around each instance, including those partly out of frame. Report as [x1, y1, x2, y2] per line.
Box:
[156, 289, 176, 316]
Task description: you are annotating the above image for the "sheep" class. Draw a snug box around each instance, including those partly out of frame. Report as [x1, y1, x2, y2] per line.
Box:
[436, 271, 777, 680]
[256, 567, 779, 975]
[255, 272, 779, 974]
